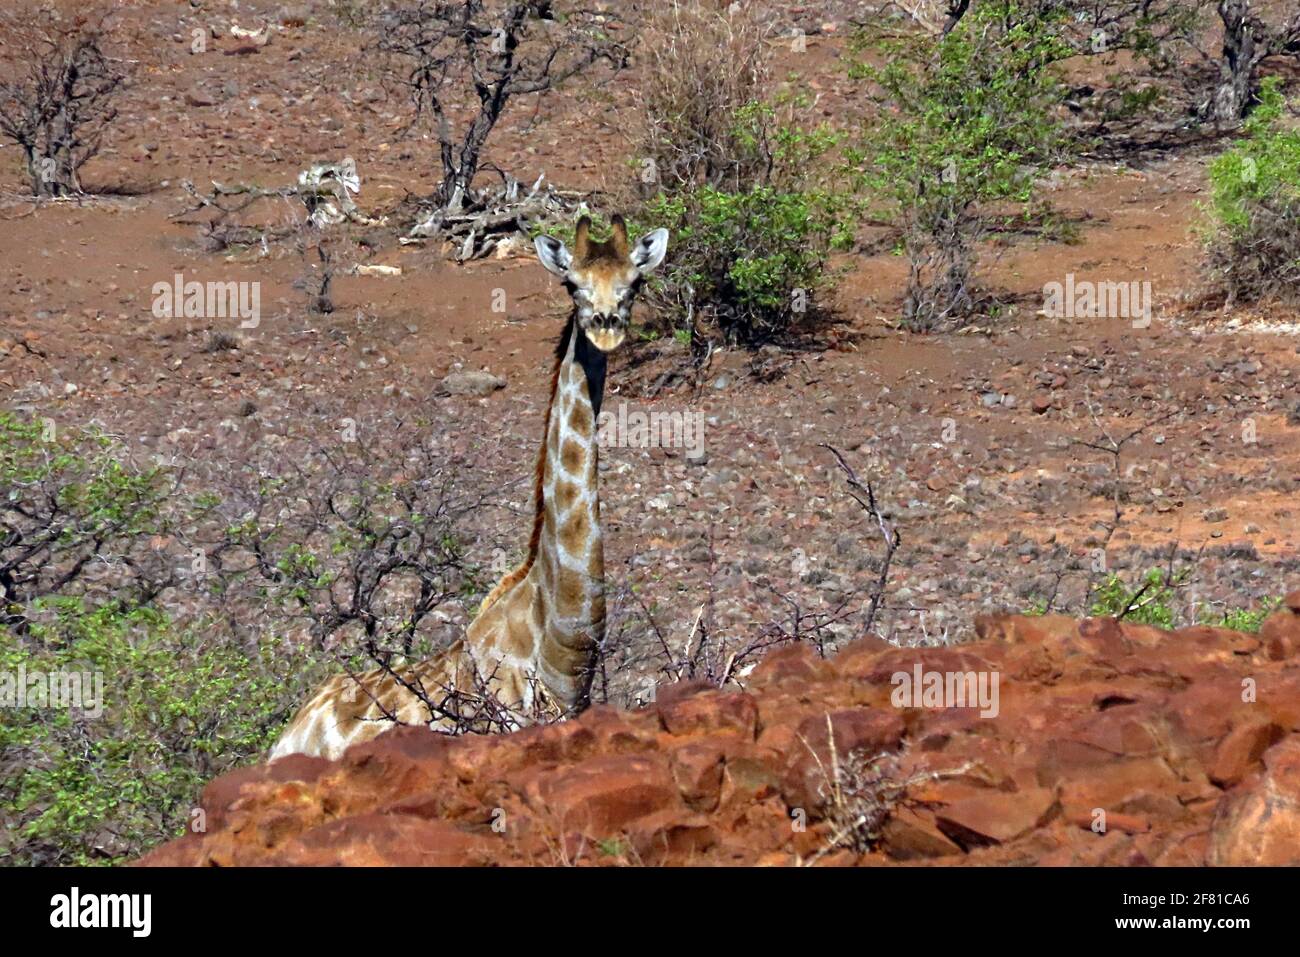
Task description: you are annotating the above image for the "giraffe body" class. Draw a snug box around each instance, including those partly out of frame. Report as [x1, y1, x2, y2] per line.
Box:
[269, 216, 668, 761]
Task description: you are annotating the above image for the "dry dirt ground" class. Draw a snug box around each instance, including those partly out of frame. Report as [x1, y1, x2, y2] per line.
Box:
[2, 0, 1298, 694]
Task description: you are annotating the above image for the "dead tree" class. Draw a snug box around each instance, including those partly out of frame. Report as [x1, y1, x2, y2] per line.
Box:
[372, 0, 628, 248]
[0, 8, 128, 198]
[174, 158, 382, 252]
[1216, 0, 1300, 122]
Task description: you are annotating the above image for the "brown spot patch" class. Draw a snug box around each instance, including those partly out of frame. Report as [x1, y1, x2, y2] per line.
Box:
[503, 610, 537, 658]
[554, 478, 580, 512]
[541, 635, 587, 674]
[560, 508, 590, 554]
[555, 566, 587, 618]
[568, 400, 592, 435]
[561, 438, 586, 474]
[537, 547, 557, 588]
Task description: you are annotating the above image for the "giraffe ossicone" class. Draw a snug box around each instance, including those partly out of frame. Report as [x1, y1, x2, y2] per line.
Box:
[268, 215, 668, 761]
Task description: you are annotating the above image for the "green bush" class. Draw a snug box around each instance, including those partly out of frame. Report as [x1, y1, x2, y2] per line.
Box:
[1203, 78, 1300, 306]
[0, 411, 173, 623]
[0, 598, 327, 865]
[1201, 595, 1282, 633]
[1085, 569, 1278, 632]
[848, 0, 1071, 330]
[629, 2, 852, 346]
[642, 122, 852, 344]
[1088, 568, 1179, 628]
[0, 415, 334, 864]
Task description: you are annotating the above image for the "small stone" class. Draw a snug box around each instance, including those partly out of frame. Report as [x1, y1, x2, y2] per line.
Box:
[439, 370, 506, 396]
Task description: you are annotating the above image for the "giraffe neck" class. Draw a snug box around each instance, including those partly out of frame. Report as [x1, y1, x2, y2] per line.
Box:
[523, 315, 606, 710]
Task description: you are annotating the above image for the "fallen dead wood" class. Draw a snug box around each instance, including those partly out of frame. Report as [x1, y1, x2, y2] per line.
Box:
[402, 170, 589, 262]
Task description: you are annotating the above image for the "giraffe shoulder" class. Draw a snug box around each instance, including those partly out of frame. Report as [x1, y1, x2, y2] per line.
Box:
[478, 564, 529, 614]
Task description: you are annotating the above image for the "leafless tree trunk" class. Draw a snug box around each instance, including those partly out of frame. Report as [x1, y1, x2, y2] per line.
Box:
[0, 7, 128, 197]
[373, 0, 628, 220]
[1216, 0, 1300, 122]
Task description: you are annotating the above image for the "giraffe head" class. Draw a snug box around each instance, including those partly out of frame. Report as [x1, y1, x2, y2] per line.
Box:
[534, 214, 669, 352]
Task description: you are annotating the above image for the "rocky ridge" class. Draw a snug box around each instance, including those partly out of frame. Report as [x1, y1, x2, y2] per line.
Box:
[140, 591, 1300, 866]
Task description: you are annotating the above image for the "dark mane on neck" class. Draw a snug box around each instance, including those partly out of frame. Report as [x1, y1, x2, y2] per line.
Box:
[555, 312, 576, 360]
[553, 309, 607, 417]
[508, 311, 605, 581]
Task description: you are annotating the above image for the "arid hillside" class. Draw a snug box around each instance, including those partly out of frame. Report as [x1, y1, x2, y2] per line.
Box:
[3, 0, 1300, 868]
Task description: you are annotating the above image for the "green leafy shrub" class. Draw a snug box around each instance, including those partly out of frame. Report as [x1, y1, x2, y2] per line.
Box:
[0, 411, 174, 625]
[1200, 595, 1282, 633]
[1203, 78, 1300, 306]
[848, 0, 1071, 330]
[0, 415, 337, 864]
[1027, 573, 1277, 633]
[643, 137, 852, 344]
[0, 598, 327, 865]
[1088, 568, 1179, 628]
[0, 413, 486, 864]
[630, 3, 852, 346]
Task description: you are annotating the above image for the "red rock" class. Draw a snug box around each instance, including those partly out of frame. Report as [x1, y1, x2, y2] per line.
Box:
[669, 741, 726, 812]
[273, 813, 489, 866]
[659, 690, 759, 739]
[1258, 672, 1300, 730]
[794, 709, 907, 764]
[199, 754, 330, 830]
[575, 705, 658, 754]
[846, 646, 995, 686]
[830, 634, 894, 676]
[135, 834, 205, 866]
[935, 788, 1058, 848]
[747, 642, 837, 689]
[1209, 719, 1283, 788]
[1209, 737, 1300, 865]
[1166, 678, 1256, 745]
[652, 679, 714, 710]
[881, 807, 963, 859]
[1172, 624, 1260, 657]
[532, 754, 680, 836]
[624, 809, 718, 864]
[974, 612, 1077, 647]
[1066, 809, 1150, 834]
[136, 598, 1300, 868]
[1261, 604, 1300, 660]
[720, 756, 781, 806]
[1056, 755, 1195, 821]
[1076, 617, 1141, 660]
[779, 709, 907, 814]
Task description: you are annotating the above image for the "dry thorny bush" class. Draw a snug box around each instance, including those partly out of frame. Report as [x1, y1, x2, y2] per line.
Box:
[630, 1, 774, 195]
[803, 730, 975, 861]
[592, 444, 902, 711]
[368, 0, 630, 255]
[2, 396, 907, 740]
[0, 5, 129, 198]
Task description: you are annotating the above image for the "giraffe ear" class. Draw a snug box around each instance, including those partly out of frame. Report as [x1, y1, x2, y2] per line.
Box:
[534, 235, 573, 277]
[630, 228, 669, 274]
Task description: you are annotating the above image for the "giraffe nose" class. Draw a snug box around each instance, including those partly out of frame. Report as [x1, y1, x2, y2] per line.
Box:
[593, 312, 621, 329]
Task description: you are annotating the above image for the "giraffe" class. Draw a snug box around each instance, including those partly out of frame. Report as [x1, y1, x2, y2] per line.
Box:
[268, 215, 669, 761]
